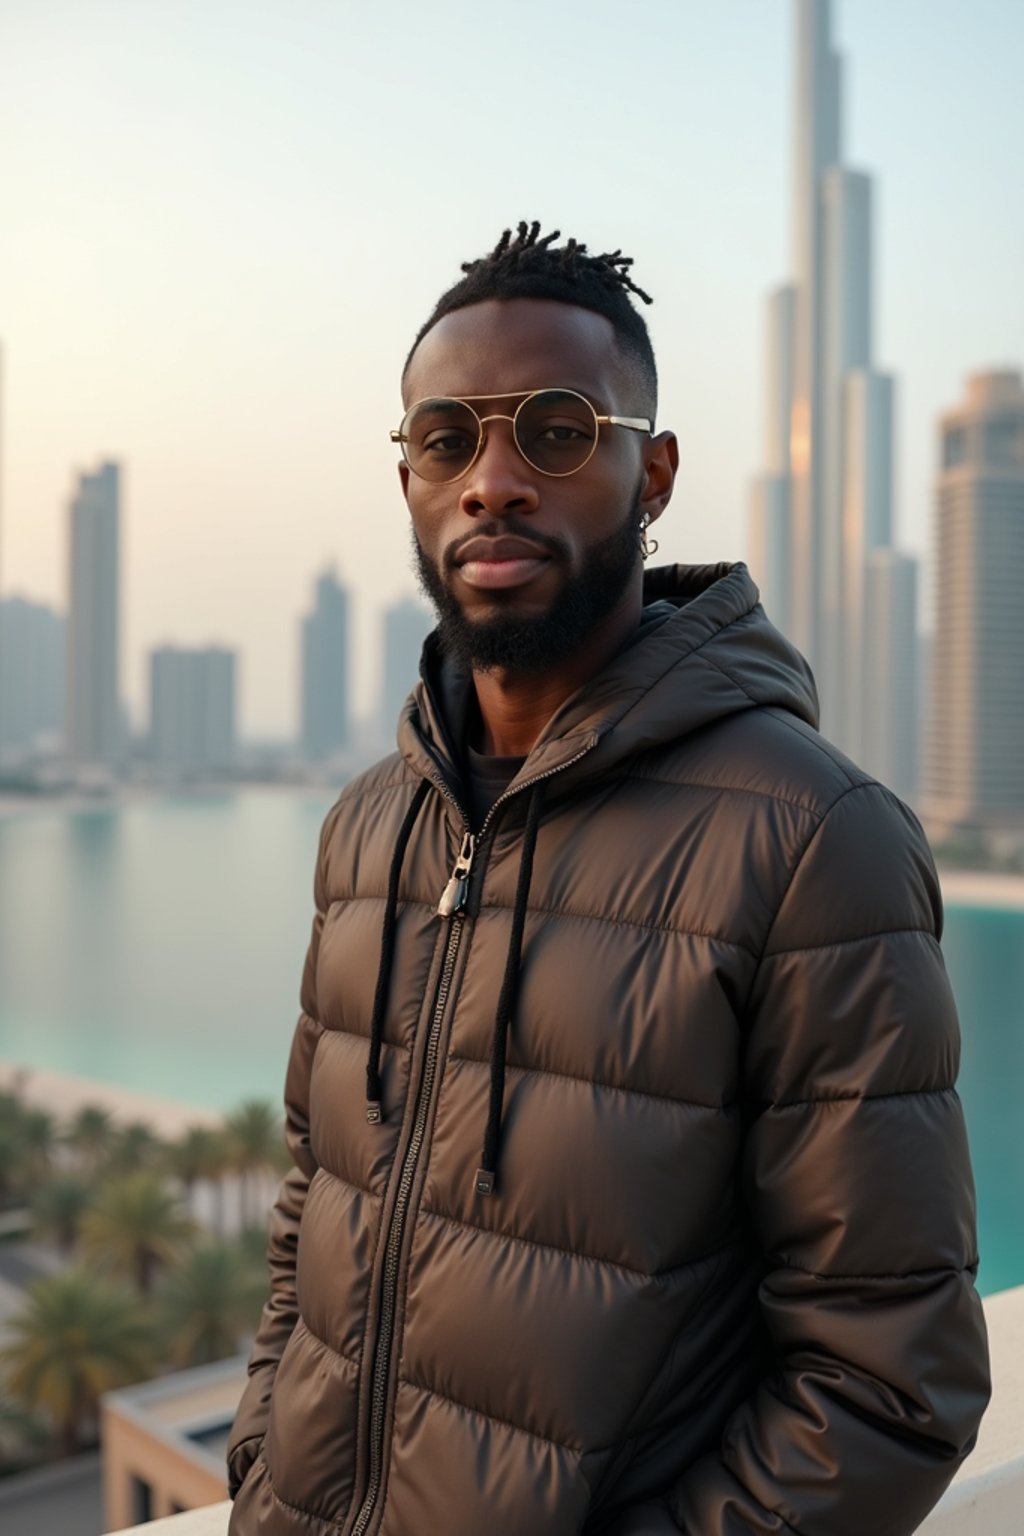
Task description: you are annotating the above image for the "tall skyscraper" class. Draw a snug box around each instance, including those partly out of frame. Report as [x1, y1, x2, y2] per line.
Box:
[749, 0, 917, 768]
[149, 644, 237, 774]
[0, 596, 65, 754]
[381, 596, 433, 740]
[862, 550, 917, 802]
[923, 370, 1024, 842]
[0, 344, 7, 755]
[65, 461, 122, 769]
[300, 567, 350, 761]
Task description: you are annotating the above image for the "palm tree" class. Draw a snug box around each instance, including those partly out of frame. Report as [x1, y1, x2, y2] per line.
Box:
[64, 1104, 115, 1175]
[20, 1108, 56, 1172]
[104, 1121, 163, 1177]
[80, 1171, 194, 1295]
[161, 1124, 218, 1214]
[0, 1269, 152, 1455]
[225, 1101, 284, 1228]
[196, 1126, 235, 1236]
[0, 1105, 26, 1208]
[0, 1094, 56, 1207]
[30, 1174, 92, 1254]
[156, 1240, 267, 1367]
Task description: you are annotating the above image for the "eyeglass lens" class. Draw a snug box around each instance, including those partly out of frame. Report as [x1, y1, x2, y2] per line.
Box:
[400, 390, 599, 482]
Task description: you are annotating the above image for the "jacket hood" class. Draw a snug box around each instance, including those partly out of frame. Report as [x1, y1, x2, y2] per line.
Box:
[399, 562, 818, 811]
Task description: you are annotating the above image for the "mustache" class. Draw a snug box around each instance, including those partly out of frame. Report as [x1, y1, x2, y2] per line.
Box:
[443, 521, 569, 571]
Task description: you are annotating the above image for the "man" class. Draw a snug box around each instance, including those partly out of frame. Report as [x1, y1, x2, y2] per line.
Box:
[227, 223, 989, 1536]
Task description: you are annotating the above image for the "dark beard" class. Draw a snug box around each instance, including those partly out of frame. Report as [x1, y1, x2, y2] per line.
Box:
[413, 501, 643, 676]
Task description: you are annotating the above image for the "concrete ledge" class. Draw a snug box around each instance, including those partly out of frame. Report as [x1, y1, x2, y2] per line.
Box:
[110, 1286, 1024, 1535]
[919, 1282, 1024, 1533]
[113, 1502, 229, 1535]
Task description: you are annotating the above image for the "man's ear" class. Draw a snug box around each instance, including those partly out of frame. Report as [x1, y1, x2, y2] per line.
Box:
[638, 430, 679, 528]
[398, 462, 411, 503]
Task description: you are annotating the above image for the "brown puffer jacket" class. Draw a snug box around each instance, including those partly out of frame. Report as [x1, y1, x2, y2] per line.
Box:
[227, 562, 989, 1536]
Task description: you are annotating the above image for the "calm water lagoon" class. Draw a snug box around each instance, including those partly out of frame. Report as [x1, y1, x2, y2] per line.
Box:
[1, 788, 1021, 1295]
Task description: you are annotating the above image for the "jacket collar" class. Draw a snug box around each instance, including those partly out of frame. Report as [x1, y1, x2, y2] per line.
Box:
[397, 562, 819, 822]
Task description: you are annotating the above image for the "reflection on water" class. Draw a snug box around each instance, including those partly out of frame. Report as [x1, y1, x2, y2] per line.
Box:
[0, 789, 1021, 1295]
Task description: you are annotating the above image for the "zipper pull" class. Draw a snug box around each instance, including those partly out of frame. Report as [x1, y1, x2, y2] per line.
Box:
[436, 832, 475, 918]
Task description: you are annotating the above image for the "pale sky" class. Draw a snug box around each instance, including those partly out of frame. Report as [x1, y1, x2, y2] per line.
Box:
[1, 0, 1021, 737]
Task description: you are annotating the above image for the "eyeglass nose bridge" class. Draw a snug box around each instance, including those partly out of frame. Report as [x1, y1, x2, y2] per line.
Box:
[449, 407, 521, 483]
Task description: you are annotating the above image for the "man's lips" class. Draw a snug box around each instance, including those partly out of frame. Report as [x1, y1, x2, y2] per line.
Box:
[454, 536, 552, 591]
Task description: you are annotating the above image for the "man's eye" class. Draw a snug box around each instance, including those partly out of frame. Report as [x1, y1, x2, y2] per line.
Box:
[534, 422, 592, 442]
[423, 431, 475, 455]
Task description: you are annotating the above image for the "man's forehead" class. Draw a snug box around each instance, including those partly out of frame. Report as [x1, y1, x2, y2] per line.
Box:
[402, 298, 623, 406]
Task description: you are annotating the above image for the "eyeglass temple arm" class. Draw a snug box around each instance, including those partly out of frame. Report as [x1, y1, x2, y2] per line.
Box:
[598, 415, 652, 433]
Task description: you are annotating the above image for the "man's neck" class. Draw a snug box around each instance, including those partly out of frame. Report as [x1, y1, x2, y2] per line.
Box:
[471, 598, 641, 758]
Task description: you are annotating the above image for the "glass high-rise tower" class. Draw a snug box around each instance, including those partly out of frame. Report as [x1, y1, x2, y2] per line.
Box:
[924, 371, 1024, 842]
[300, 567, 350, 762]
[749, 0, 917, 781]
[65, 460, 122, 769]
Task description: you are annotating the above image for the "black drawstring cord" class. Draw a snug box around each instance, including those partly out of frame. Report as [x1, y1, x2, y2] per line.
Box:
[366, 778, 431, 1124]
[475, 781, 546, 1196]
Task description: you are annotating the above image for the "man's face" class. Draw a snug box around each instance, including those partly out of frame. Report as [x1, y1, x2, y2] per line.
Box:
[400, 298, 670, 675]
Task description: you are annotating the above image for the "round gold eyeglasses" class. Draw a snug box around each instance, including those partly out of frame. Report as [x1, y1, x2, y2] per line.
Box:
[390, 388, 652, 484]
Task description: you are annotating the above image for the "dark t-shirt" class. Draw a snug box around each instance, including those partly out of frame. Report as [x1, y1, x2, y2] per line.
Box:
[458, 599, 677, 830]
[465, 744, 525, 831]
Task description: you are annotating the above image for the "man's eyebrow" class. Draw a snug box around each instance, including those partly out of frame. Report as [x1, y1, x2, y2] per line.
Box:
[426, 386, 609, 408]
[415, 397, 464, 411]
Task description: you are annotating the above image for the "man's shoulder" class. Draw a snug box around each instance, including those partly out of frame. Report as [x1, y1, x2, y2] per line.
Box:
[651, 703, 873, 824]
[336, 750, 415, 806]
[314, 751, 423, 845]
[666, 706, 941, 938]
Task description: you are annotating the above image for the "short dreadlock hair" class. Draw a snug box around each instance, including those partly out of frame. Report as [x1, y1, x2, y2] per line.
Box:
[405, 221, 658, 417]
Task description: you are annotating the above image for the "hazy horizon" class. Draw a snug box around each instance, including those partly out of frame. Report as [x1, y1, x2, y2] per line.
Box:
[2, 0, 1021, 736]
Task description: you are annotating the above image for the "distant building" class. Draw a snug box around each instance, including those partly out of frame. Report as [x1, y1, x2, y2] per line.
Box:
[300, 568, 349, 760]
[102, 1356, 241, 1528]
[150, 645, 237, 774]
[923, 370, 1024, 844]
[862, 549, 918, 802]
[847, 368, 927, 780]
[0, 595, 65, 753]
[747, 285, 794, 631]
[65, 461, 122, 769]
[382, 596, 433, 739]
[749, 0, 914, 769]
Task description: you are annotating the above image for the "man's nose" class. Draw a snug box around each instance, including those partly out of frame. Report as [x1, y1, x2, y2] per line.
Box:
[459, 419, 540, 519]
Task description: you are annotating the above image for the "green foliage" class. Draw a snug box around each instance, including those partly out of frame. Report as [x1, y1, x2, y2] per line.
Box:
[0, 1090, 290, 1470]
[103, 1121, 165, 1177]
[0, 1090, 57, 1207]
[225, 1100, 283, 1167]
[80, 1171, 194, 1295]
[225, 1100, 284, 1227]
[156, 1239, 267, 1367]
[0, 1269, 153, 1455]
[64, 1104, 115, 1173]
[162, 1124, 232, 1190]
[30, 1175, 92, 1254]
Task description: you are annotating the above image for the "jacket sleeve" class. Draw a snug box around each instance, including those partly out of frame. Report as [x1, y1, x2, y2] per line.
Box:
[226, 799, 340, 1499]
[604, 781, 991, 1536]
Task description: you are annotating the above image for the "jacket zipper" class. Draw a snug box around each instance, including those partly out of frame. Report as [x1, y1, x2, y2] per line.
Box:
[350, 741, 594, 1535]
[351, 909, 468, 1536]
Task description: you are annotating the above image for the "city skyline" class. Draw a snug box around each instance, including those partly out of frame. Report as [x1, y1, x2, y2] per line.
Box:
[0, 1, 1021, 736]
[749, 0, 918, 786]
